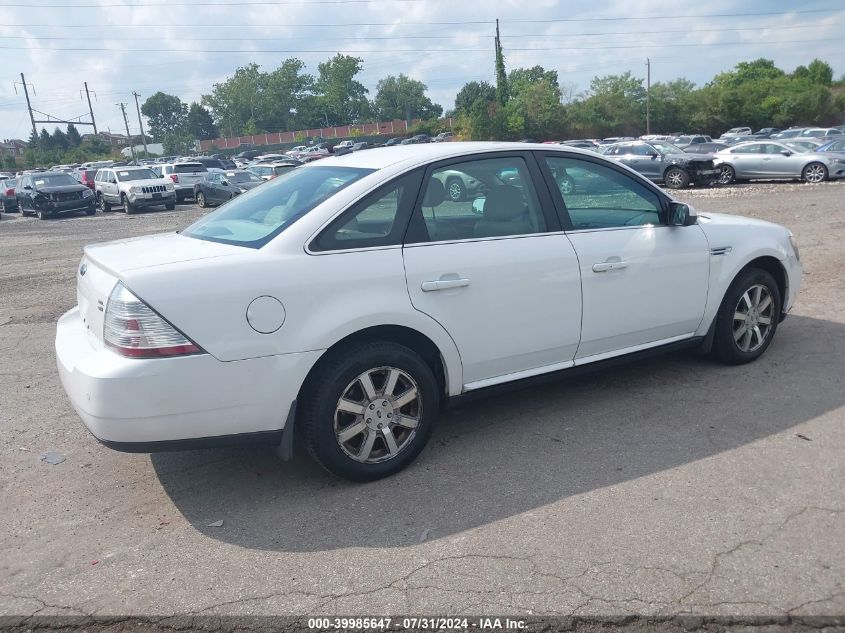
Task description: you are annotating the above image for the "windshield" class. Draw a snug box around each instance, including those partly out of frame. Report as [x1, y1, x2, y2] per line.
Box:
[182, 166, 374, 248]
[227, 171, 262, 183]
[116, 168, 157, 182]
[650, 142, 683, 155]
[33, 173, 77, 187]
[784, 142, 813, 153]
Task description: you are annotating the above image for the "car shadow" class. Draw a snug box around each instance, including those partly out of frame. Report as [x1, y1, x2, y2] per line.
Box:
[151, 314, 843, 552]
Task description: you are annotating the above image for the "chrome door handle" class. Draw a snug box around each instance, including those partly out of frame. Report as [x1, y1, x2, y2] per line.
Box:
[592, 261, 627, 273]
[421, 278, 471, 292]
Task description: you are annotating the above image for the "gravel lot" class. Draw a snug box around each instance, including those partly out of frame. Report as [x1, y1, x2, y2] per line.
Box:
[1, 182, 843, 627]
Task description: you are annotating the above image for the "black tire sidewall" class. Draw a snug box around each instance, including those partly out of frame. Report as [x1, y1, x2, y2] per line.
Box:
[719, 165, 735, 184]
[714, 268, 781, 365]
[301, 341, 440, 481]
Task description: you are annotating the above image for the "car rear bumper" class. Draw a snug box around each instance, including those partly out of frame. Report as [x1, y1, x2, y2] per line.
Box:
[55, 307, 321, 447]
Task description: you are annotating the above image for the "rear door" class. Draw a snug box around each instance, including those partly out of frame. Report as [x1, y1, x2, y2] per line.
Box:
[401, 152, 582, 389]
[722, 143, 763, 177]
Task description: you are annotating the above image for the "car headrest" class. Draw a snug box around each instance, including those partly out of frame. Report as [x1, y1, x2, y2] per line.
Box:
[482, 186, 525, 221]
[423, 178, 446, 207]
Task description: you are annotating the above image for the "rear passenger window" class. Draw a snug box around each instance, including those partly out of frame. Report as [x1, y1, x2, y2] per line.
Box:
[412, 156, 546, 242]
[311, 171, 422, 252]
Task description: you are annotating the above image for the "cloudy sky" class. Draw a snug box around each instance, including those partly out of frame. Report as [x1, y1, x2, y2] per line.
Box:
[0, 0, 843, 141]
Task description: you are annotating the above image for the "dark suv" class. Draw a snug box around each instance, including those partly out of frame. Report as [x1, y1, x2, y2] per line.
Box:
[16, 171, 96, 219]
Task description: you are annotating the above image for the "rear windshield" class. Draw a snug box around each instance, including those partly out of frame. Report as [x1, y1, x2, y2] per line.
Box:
[227, 171, 262, 183]
[174, 163, 207, 173]
[182, 166, 373, 248]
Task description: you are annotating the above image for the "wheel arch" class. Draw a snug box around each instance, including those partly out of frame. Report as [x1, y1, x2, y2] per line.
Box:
[298, 324, 458, 406]
[738, 255, 788, 310]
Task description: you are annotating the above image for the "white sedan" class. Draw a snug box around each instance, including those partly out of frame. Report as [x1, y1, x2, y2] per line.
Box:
[56, 143, 802, 481]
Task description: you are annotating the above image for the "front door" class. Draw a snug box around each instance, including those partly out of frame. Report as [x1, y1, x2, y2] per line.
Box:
[402, 154, 582, 389]
[541, 154, 710, 361]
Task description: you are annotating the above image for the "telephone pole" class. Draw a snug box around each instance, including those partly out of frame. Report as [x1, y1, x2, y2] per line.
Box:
[84, 82, 98, 134]
[117, 102, 136, 162]
[646, 58, 651, 136]
[18, 73, 38, 140]
[132, 91, 148, 156]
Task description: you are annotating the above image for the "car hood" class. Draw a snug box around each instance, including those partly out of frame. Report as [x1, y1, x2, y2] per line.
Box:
[237, 181, 263, 191]
[35, 185, 88, 194]
[696, 211, 783, 231]
[664, 153, 714, 163]
[121, 178, 172, 187]
[83, 232, 246, 274]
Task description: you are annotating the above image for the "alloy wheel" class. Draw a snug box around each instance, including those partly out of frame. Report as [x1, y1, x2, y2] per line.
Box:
[718, 165, 735, 184]
[333, 366, 421, 464]
[733, 284, 775, 353]
[804, 163, 826, 183]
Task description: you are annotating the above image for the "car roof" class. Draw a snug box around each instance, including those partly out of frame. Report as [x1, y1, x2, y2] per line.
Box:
[313, 141, 592, 170]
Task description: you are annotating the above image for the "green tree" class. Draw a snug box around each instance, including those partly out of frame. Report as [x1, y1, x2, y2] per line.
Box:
[2, 155, 16, 170]
[454, 81, 496, 114]
[373, 74, 442, 121]
[494, 32, 509, 105]
[66, 123, 82, 147]
[141, 92, 188, 142]
[793, 59, 834, 87]
[314, 54, 370, 125]
[265, 58, 317, 130]
[507, 78, 565, 139]
[38, 129, 53, 151]
[185, 102, 218, 140]
[27, 130, 39, 149]
[508, 66, 560, 97]
[51, 127, 69, 151]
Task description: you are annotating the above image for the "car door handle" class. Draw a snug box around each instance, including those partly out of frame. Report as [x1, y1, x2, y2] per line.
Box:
[421, 278, 471, 292]
[592, 260, 627, 273]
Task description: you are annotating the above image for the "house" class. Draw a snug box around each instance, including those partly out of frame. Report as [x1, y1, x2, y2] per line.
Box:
[0, 139, 27, 157]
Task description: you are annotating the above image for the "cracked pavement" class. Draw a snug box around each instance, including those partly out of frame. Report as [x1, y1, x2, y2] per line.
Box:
[0, 182, 844, 625]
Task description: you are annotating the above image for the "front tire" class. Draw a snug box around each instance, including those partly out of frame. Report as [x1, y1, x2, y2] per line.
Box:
[196, 191, 207, 208]
[98, 193, 112, 213]
[718, 164, 736, 185]
[664, 167, 690, 189]
[802, 162, 827, 184]
[713, 268, 781, 365]
[300, 341, 440, 481]
[122, 194, 136, 214]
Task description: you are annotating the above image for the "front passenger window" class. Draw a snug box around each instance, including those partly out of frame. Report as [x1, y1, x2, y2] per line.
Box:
[545, 156, 663, 229]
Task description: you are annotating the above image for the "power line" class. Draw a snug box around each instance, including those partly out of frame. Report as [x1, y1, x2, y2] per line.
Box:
[0, 0, 424, 5]
[2, 36, 842, 54]
[2, 21, 841, 42]
[1, 8, 837, 27]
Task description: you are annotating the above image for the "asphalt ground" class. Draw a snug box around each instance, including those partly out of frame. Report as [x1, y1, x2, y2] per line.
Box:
[0, 181, 843, 629]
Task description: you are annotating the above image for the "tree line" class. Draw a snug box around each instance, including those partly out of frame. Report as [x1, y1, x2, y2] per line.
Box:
[17, 53, 844, 168]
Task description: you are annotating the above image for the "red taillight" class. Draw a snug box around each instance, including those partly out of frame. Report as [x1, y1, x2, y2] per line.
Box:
[103, 283, 202, 358]
[169, 174, 179, 183]
[4, 188, 13, 196]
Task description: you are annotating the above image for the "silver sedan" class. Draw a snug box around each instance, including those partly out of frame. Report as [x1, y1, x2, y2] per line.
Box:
[714, 140, 845, 184]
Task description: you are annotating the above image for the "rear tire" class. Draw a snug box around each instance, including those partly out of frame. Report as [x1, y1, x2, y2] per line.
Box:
[300, 340, 440, 481]
[718, 165, 736, 185]
[98, 193, 112, 213]
[713, 268, 781, 365]
[445, 176, 465, 202]
[85, 207, 96, 216]
[196, 191, 207, 208]
[36, 207, 48, 220]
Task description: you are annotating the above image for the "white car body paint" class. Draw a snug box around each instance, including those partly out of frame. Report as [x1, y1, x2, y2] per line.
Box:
[56, 143, 802, 447]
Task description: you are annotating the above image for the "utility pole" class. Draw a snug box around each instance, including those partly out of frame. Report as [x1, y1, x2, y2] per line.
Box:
[18, 73, 38, 140]
[84, 82, 98, 134]
[646, 58, 651, 136]
[117, 102, 136, 162]
[132, 91, 148, 156]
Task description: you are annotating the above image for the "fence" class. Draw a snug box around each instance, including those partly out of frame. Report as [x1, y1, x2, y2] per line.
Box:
[198, 118, 454, 152]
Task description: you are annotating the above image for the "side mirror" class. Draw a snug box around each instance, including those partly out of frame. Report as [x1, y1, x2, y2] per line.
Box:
[471, 197, 485, 215]
[648, 152, 659, 159]
[668, 201, 694, 226]
[23, 185, 32, 190]
[221, 180, 229, 186]
[110, 179, 117, 184]
[780, 150, 792, 157]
